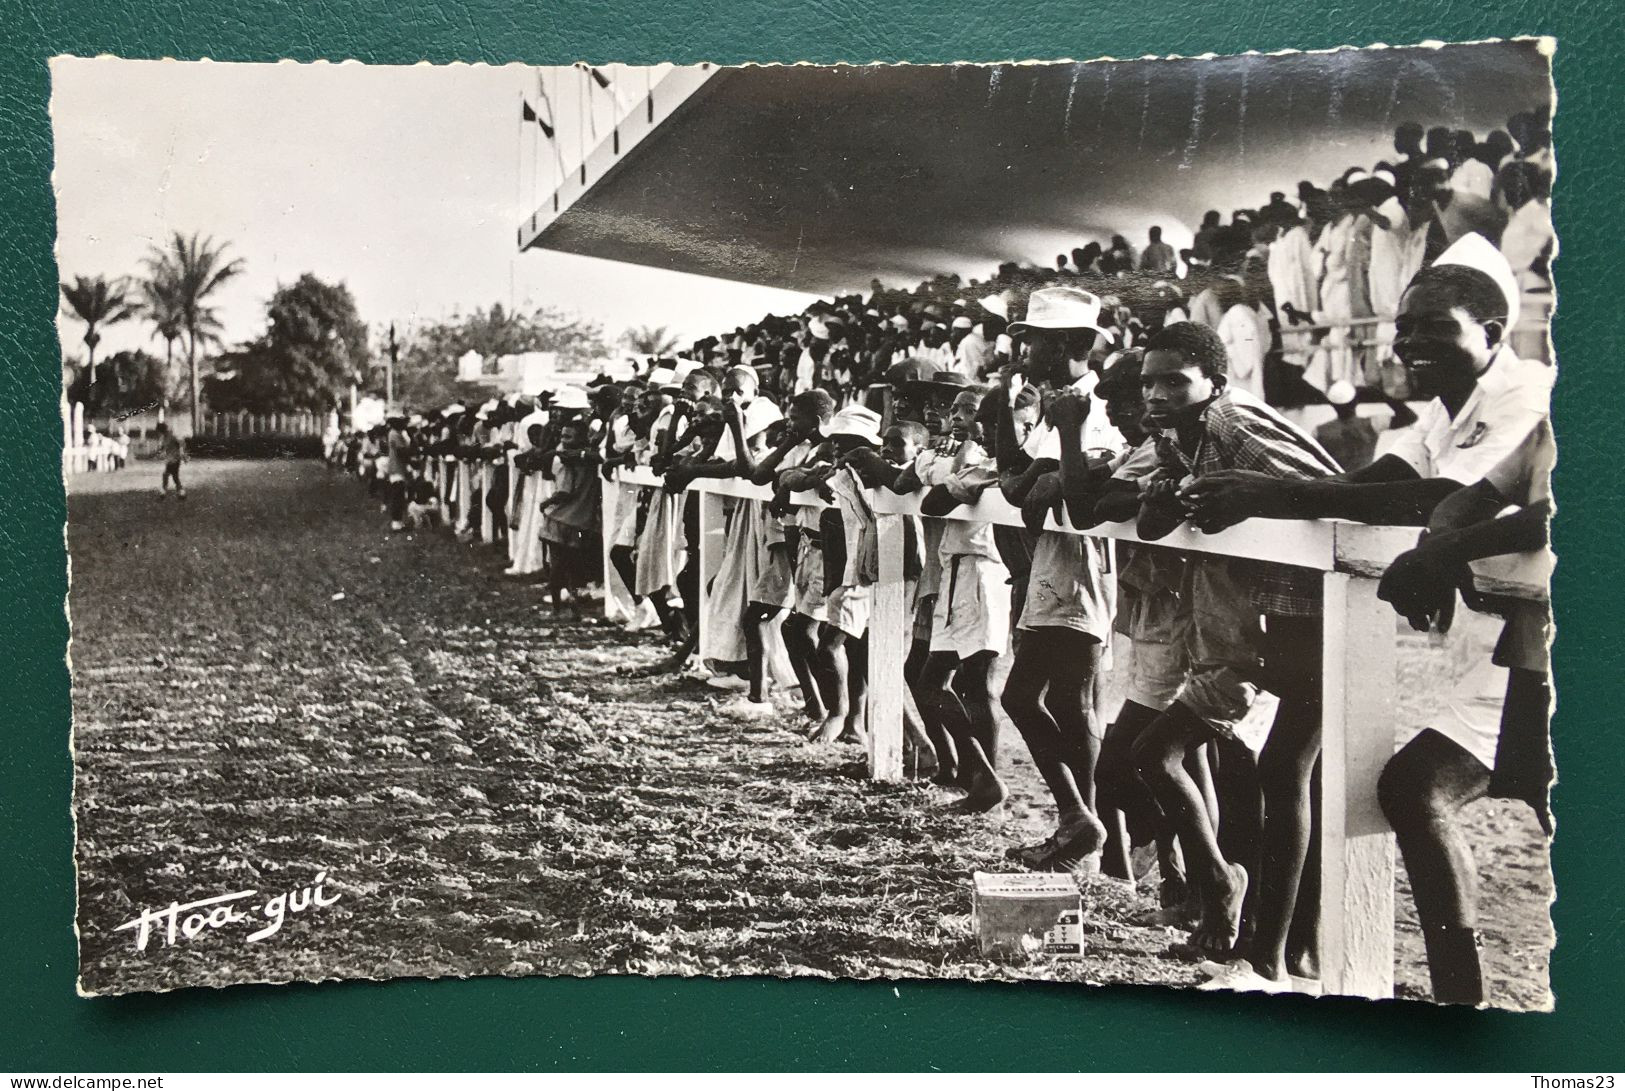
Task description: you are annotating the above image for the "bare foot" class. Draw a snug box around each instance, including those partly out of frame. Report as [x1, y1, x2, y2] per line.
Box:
[808, 712, 846, 745]
[952, 771, 1010, 814]
[1194, 862, 1249, 957]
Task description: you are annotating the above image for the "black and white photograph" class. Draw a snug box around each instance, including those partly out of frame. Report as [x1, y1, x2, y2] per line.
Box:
[58, 41, 1557, 1008]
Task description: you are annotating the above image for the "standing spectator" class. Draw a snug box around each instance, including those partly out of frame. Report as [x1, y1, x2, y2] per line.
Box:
[155, 422, 186, 500]
[1142, 226, 1177, 275]
[949, 315, 990, 380]
[1314, 380, 1379, 472]
[385, 412, 411, 531]
[1192, 211, 1224, 264]
[1498, 160, 1555, 291]
[1267, 197, 1321, 371]
[1215, 276, 1268, 402]
[1368, 168, 1432, 373]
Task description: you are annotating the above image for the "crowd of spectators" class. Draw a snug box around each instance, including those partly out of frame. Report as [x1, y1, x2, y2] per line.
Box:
[640, 112, 1553, 414]
[320, 107, 1555, 1006]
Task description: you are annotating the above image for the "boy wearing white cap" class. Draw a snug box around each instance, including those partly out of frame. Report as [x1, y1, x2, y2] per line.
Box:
[1178, 235, 1554, 1000]
[792, 405, 884, 745]
[1374, 416, 1553, 1007]
[763, 390, 840, 725]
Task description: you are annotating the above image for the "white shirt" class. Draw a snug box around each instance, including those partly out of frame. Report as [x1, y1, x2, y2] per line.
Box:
[1501, 199, 1555, 289]
[1217, 303, 1267, 401]
[794, 347, 817, 395]
[1386, 346, 1554, 591]
[1450, 158, 1495, 201]
[1022, 370, 1126, 462]
[1367, 197, 1429, 319]
[954, 330, 991, 380]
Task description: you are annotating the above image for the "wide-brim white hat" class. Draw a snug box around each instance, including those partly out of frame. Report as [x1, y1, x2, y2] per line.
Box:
[1008, 286, 1117, 344]
[551, 386, 591, 411]
[826, 405, 882, 445]
[736, 397, 784, 442]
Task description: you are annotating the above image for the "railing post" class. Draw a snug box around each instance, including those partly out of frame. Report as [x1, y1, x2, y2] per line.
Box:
[601, 474, 621, 620]
[1319, 569, 1398, 999]
[693, 486, 727, 659]
[866, 512, 906, 781]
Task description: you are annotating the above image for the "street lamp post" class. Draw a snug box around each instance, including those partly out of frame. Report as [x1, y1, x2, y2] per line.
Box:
[386, 322, 399, 413]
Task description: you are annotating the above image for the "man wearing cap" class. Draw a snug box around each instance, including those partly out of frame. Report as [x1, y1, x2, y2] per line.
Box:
[948, 315, 990, 381]
[809, 405, 885, 744]
[1178, 235, 1554, 1001]
[990, 285, 1125, 868]
[1367, 168, 1433, 370]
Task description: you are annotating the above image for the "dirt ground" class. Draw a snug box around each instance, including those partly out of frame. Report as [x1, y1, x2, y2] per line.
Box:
[68, 459, 1553, 1007]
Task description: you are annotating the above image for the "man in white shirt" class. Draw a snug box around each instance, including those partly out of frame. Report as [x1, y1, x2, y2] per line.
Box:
[993, 286, 1125, 870]
[949, 315, 990, 381]
[1368, 172, 1432, 364]
[1178, 234, 1554, 1004]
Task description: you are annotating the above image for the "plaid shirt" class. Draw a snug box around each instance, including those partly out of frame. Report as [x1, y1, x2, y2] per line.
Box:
[1159, 389, 1343, 617]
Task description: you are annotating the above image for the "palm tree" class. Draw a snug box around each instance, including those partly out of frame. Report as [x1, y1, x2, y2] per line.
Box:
[145, 232, 245, 432]
[624, 324, 681, 357]
[60, 275, 140, 379]
[138, 268, 185, 410]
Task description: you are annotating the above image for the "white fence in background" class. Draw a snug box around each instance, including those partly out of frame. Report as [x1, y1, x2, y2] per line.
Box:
[198, 410, 323, 437]
[605, 465, 1544, 1002]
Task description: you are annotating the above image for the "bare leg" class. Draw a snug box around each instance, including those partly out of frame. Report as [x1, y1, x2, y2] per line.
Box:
[780, 613, 826, 721]
[1001, 630, 1104, 844]
[811, 626, 849, 744]
[1134, 702, 1246, 956]
[911, 643, 960, 784]
[744, 602, 782, 703]
[1378, 729, 1492, 1005]
[1246, 693, 1321, 982]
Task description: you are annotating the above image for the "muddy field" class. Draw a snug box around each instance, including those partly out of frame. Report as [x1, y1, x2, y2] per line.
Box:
[68, 459, 1552, 1006]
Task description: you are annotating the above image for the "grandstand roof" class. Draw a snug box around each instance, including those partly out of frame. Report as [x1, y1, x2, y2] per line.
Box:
[518, 42, 1551, 296]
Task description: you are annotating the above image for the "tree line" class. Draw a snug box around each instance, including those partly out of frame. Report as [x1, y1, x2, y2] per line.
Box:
[62, 232, 625, 430]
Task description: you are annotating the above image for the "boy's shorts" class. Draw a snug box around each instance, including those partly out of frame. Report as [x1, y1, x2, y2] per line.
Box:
[931, 554, 1012, 658]
[610, 483, 642, 548]
[1112, 631, 1189, 713]
[1176, 557, 1265, 741]
[826, 583, 872, 639]
[792, 534, 829, 622]
[1395, 606, 1506, 770]
[913, 593, 937, 644]
[749, 541, 796, 610]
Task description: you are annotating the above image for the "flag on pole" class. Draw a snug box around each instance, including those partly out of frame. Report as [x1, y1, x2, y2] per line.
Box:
[521, 98, 556, 139]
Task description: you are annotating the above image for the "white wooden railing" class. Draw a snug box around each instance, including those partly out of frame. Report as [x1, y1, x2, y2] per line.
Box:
[602, 465, 1543, 1000]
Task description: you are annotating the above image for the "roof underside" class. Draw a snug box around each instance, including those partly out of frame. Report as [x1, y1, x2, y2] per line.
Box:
[523, 42, 1552, 295]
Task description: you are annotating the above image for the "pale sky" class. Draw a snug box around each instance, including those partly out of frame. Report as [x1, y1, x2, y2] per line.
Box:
[50, 58, 815, 363]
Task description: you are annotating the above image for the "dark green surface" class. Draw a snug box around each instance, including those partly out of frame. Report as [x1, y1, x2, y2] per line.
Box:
[2, 0, 1620, 1072]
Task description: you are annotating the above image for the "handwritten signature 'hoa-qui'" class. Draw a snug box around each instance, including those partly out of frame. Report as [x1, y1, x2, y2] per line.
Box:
[113, 870, 342, 951]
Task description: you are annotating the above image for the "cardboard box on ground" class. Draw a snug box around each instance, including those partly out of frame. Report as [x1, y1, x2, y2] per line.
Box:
[972, 872, 1086, 959]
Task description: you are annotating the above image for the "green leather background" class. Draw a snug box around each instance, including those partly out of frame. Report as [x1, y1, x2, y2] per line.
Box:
[2, 0, 1620, 1071]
